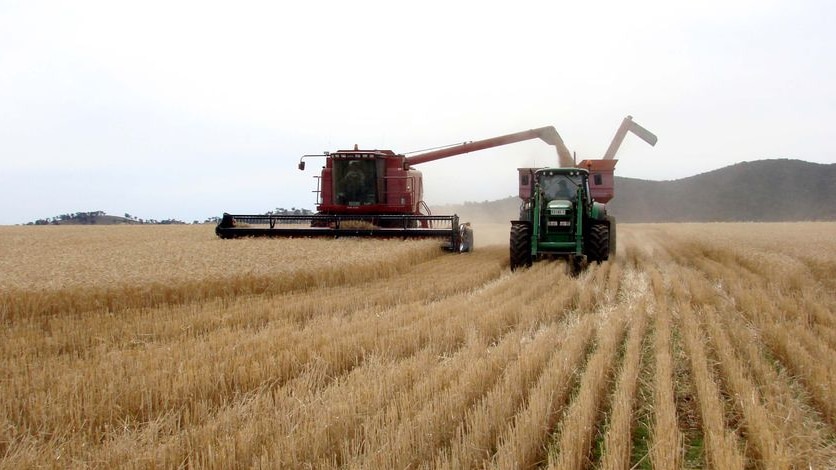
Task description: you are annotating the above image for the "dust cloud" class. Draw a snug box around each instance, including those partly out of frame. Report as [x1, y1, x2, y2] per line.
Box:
[469, 222, 510, 248]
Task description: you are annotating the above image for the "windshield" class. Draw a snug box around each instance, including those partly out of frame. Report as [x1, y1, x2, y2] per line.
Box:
[540, 173, 582, 201]
[334, 159, 377, 205]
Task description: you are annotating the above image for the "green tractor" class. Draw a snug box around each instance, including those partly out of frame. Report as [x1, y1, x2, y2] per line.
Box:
[509, 116, 657, 272]
[510, 167, 615, 272]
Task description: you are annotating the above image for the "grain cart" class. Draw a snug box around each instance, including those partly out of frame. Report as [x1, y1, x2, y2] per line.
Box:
[510, 116, 657, 271]
[216, 126, 575, 252]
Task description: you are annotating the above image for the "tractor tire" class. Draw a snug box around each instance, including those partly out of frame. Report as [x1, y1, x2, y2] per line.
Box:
[510, 223, 532, 271]
[607, 215, 617, 260]
[587, 223, 610, 263]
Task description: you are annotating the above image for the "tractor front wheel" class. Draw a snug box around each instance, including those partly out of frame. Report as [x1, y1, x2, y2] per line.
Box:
[510, 223, 532, 271]
[587, 223, 610, 263]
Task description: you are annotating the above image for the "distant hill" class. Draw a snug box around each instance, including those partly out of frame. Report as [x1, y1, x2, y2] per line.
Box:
[434, 159, 836, 223]
[609, 159, 836, 222]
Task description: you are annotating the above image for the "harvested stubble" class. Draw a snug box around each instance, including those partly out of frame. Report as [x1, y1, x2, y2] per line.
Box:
[648, 268, 683, 470]
[678, 302, 746, 469]
[1, 222, 835, 468]
[489, 314, 598, 470]
[434, 322, 566, 469]
[598, 297, 649, 470]
[546, 306, 628, 469]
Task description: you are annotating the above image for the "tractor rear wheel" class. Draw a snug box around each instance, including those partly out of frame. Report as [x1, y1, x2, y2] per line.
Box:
[510, 223, 532, 271]
[587, 223, 610, 263]
[607, 215, 617, 260]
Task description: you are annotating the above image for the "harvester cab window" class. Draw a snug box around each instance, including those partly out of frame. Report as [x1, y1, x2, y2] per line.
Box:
[334, 159, 377, 206]
[541, 174, 581, 202]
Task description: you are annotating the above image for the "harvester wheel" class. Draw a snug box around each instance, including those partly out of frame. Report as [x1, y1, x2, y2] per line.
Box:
[458, 224, 474, 253]
[587, 223, 610, 263]
[607, 215, 617, 259]
[510, 223, 532, 271]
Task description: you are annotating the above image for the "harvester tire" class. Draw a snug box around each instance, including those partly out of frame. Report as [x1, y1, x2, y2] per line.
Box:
[587, 223, 609, 263]
[458, 224, 474, 253]
[510, 223, 532, 271]
[607, 215, 616, 259]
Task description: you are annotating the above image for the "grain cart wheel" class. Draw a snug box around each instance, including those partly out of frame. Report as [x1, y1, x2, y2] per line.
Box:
[587, 223, 610, 263]
[510, 222, 532, 271]
[606, 215, 616, 260]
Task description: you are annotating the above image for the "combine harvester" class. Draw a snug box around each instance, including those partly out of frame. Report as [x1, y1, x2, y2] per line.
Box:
[216, 127, 577, 252]
[510, 116, 658, 272]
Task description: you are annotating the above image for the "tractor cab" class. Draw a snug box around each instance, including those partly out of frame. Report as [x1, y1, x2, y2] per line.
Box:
[533, 168, 590, 243]
[539, 171, 585, 203]
[517, 167, 590, 216]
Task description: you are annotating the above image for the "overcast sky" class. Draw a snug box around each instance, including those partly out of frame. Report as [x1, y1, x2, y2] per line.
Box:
[1, 0, 834, 224]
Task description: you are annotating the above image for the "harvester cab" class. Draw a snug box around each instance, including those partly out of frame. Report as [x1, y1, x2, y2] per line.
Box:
[304, 147, 427, 220]
[510, 116, 657, 272]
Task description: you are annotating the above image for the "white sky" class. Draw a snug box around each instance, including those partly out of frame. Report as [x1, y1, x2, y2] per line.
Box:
[1, 0, 834, 224]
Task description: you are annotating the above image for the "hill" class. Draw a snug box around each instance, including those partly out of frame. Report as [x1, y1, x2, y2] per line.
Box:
[433, 159, 836, 223]
[609, 159, 836, 222]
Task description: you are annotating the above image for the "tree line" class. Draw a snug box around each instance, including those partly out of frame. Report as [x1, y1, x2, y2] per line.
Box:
[26, 211, 189, 226]
[25, 208, 315, 226]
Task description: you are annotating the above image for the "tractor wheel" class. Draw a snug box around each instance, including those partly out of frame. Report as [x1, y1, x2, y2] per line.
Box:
[607, 215, 617, 260]
[510, 223, 532, 271]
[587, 223, 610, 263]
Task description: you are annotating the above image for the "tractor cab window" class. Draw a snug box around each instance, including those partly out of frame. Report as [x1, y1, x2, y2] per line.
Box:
[334, 159, 377, 206]
[540, 173, 582, 201]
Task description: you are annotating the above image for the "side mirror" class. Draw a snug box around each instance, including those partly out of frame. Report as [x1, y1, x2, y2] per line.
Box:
[298, 161, 305, 171]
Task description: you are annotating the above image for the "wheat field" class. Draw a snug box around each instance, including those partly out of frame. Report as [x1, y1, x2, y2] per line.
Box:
[1, 222, 834, 468]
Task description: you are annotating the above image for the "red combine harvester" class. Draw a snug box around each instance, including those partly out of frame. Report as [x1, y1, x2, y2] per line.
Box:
[216, 127, 575, 252]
